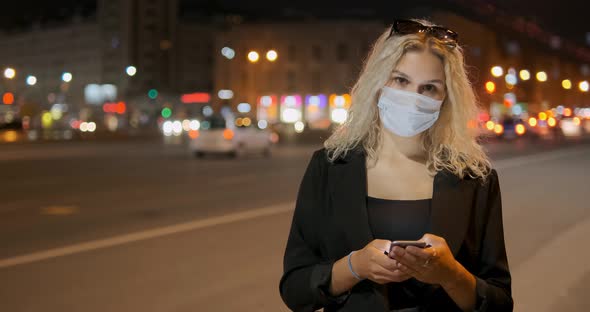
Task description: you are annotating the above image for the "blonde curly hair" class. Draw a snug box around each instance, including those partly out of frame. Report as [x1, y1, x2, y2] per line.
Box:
[324, 19, 491, 179]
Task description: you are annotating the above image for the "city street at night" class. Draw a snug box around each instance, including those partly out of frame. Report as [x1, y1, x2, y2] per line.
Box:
[1, 137, 590, 311]
[2, 0, 590, 311]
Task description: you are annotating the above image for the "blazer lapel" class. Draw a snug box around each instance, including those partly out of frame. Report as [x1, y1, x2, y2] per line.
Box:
[429, 169, 476, 256]
[328, 149, 374, 251]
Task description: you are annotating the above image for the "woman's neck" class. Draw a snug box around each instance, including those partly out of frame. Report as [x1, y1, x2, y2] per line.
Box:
[377, 128, 427, 165]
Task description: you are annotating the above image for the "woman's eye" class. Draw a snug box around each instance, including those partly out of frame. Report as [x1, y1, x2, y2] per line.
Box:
[421, 84, 437, 93]
[393, 77, 408, 85]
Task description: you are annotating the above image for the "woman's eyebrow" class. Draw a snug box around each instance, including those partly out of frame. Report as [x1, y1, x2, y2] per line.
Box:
[392, 70, 410, 79]
[392, 70, 444, 85]
[424, 79, 444, 85]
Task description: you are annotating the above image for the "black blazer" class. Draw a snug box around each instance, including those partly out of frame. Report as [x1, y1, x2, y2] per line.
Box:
[279, 148, 513, 311]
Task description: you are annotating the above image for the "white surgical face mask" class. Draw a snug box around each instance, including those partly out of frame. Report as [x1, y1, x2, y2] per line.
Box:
[377, 86, 443, 137]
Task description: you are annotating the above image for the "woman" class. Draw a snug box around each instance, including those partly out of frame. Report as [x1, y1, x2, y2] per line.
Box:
[279, 19, 512, 311]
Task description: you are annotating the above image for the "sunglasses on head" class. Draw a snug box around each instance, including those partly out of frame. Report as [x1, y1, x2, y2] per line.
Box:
[388, 19, 459, 48]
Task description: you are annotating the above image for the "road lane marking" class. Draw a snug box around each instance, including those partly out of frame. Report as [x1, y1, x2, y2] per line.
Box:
[0, 202, 294, 269]
[1, 145, 588, 268]
[40, 205, 79, 216]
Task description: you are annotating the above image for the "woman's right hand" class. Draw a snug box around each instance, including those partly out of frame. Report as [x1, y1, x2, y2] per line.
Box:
[352, 239, 412, 284]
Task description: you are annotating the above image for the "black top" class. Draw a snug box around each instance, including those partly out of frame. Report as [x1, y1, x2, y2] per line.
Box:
[366, 196, 431, 241]
[366, 196, 433, 311]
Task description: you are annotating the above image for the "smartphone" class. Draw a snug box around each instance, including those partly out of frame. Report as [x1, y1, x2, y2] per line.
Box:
[384, 240, 430, 256]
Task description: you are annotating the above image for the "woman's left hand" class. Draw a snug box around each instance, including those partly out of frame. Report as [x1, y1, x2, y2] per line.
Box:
[389, 233, 460, 286]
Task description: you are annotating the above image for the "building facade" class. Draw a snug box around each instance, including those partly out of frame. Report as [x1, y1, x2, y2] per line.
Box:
[214, 13, 590, 130]
[1, 3, 589, 131]
[213, 20, 385, 129]
[0, 0, 214, 126]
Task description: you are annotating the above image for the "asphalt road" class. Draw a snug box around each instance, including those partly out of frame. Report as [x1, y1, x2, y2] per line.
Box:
[1, 137, 589, 311]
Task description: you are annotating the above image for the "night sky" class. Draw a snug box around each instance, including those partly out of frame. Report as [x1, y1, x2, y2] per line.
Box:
[0, 0, 588, 47]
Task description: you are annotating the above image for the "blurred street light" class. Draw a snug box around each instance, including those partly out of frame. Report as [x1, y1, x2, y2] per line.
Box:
[491, 66, 503, 77]
[562, 79, 572, 89]
[505, 73, 517, 85]
[294, 121, 305, 133]
[62, 72, 73, 82]
[266, 50, 278, 62]
[579, 80, 589, 92]
[126, 66, 137, 76]
[203, 105, 213, 117]
[538, 112, 548, 121]
[4, 67, 16, 79]
[218, 89, 234, 99]
[3, 92, 15, 105]
[148, 89, 158, 99]
[237, 102, 251, 113]
[485, 81, 496, 94]
[221, 47, 235, 59]
[536, 71, 548, 82]
[26, 75, 37, 86]
[331, 108, 348, 124]
[161, 107, 172, 118]
[494, 124, 504, 135]
[247, 51, 260, 63]
[485, 121, 495, 131]
[528, 117, 537, 127]
[519, 69, 531, 81]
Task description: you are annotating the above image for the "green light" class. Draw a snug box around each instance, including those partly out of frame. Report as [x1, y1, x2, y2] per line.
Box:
[161, 108, 172, 118]
[148, 89, 158, 99]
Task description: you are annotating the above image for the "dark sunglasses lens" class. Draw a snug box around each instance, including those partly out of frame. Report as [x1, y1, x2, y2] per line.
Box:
[395, 20, 424, 34]
[431, 27, 458, 42]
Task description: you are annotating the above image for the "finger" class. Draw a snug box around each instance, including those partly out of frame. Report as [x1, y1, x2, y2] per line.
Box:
[392, 246, 421, 264]
[392, 247, 426, 273]
[372, 258, 409, 278]
[383, 268, 413, 283]
[393, 269, 412, 279]
[394, 255, 423, 274]
[431, 246, 438, 258]
[405, 246, 435, 260]
[372, 265, 406, 282]
[375, 254, 399, 271]
[371, 240, 392, 253]
[422, 233, 439, 241]
[395, 262, 419, 277]
[420, 233, 439, 246]
[391, 269, 412, 282]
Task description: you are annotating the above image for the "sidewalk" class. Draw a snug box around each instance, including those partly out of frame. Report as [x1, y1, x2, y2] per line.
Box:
[512, 215, 590, 311]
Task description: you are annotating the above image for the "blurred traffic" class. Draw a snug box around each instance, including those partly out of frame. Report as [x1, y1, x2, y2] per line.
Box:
[476, 105, 590, 141]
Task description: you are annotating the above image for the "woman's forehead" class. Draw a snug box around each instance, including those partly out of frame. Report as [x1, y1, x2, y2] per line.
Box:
[393, 50, 445, 82]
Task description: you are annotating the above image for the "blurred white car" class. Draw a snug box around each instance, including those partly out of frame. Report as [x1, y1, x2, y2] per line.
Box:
[189, 115, 273, 158]
[560, 117, 583, 137]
